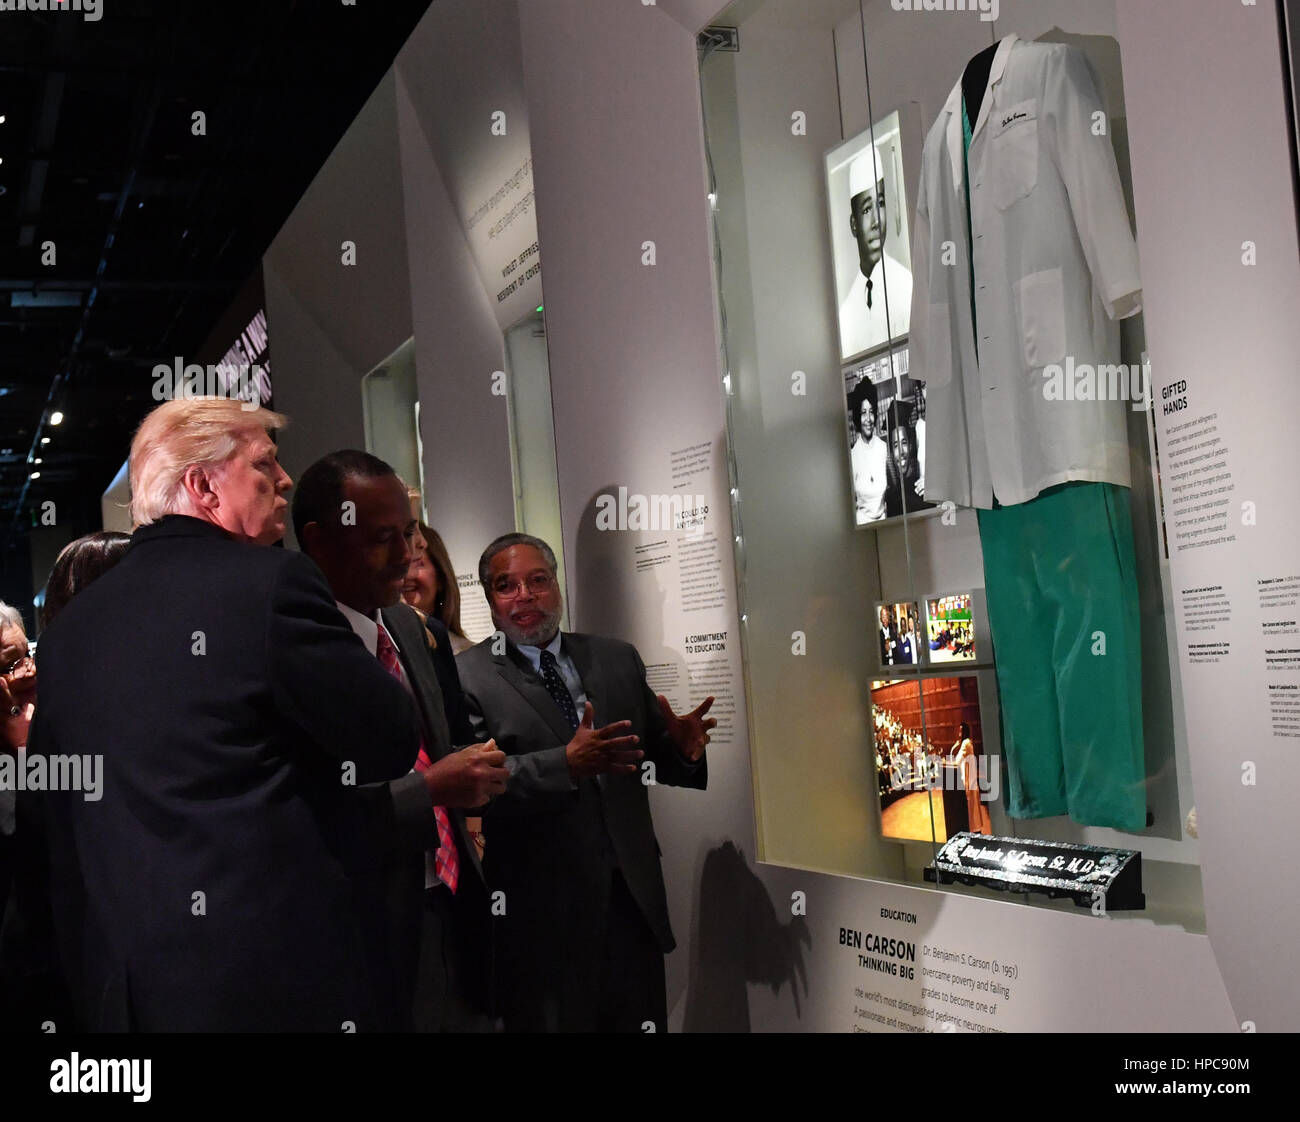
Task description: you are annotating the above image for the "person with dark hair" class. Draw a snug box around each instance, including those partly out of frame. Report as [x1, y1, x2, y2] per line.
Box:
[29, 399, 422, 1031]
[884, 404, 925, 519]
[294, 449, 506, 1032]
[877, 604, 897, 666]
[839, 150, 913, 358]
[457, 531, 713, 1033]
[2, 532, 130, 1032]
[41, 531, 131, 631]
[848, 378, 888, 524]
[895, 608, 915, 665]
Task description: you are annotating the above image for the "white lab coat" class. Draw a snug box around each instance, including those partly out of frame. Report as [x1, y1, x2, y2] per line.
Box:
[909, 34, 1142, 509]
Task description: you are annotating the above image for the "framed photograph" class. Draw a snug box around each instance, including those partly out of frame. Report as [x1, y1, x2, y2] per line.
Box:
[875, 599, 924, 671]
[871, 673, 996, 844]
[844, 346, 933, 526]
[924, 592, 976, 664]
[826, 111, 914, 363]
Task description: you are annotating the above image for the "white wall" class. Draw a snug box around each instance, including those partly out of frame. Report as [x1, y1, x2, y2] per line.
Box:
[394, 68, 517, 628]
[1117, 0, 1300, 1033]
[100, 458, 130, 534]
[519, 0, 759, 1029]
[392, 3, 543, 633]
[660, 0, 729, 33]
[395, 0, 542, 333]
[263, 70, 413, 526]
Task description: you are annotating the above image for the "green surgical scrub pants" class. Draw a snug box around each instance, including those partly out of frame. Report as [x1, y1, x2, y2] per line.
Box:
[976, 481, 1147, 832]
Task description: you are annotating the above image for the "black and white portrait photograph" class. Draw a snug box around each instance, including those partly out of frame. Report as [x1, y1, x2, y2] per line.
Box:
[826, 111, 913, 362]
[844, 347, 932, 526]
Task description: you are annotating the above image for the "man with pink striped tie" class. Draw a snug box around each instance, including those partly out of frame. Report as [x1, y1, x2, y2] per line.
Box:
[295, 450, 508, 1032]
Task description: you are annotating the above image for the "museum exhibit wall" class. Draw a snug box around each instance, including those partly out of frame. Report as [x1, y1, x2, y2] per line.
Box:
[518, 0, 760, 1029]
[263, 70, 413, 535]
[393, 0, 541, 632]
[99, 459, 130, 534]
[257, 0, 1298, 1030]
[517, 0, 1295, 1031]
[1113, 0, 1300, 1031]
[264, 0, 537, 609]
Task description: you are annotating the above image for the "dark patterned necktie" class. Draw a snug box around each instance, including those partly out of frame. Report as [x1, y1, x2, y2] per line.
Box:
[539, 649, 580, 731]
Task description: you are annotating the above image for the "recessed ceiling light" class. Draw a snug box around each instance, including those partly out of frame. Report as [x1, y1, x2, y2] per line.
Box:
[33, 457, 42, 465]
[49, 411, 63, 425]
[40, 437, 50, 445]
[29, 471, 40, 480]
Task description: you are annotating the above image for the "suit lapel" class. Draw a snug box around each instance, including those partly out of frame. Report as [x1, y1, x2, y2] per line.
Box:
[493, 639, 580, 748]
[382, 605, 485, 884]
[563, 633, 605, 723]
[561, 633, 612, 792]
[380, 606, 452, 761]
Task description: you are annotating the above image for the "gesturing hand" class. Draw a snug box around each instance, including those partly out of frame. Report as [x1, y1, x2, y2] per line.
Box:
[422, 740, 509, 808]
[657, 695, 716, 763]
[565, 703, 642, 779]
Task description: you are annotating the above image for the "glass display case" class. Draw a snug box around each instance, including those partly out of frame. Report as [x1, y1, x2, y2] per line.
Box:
[700, 0, 1204, 929]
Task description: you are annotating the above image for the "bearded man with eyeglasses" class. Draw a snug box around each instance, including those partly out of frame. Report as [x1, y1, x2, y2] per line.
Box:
[456, 532, 714, 1034]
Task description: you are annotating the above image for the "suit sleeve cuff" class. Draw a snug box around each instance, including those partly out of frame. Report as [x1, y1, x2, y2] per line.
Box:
[505, 745, 576, 792]
[390, 769, 437, 850]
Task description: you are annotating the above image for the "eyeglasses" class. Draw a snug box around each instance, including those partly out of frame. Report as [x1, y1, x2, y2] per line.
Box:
[489, 573, 553, 599]
[3, 652, 33, 676]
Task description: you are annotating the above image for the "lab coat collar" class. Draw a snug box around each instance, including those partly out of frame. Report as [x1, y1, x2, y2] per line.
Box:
[943, 33, 1020, 191]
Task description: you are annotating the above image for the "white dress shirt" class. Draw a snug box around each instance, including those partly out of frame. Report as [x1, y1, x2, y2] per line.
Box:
[336, 602, 443, 889]
[909, 34, 1142, 509]
[852, 435, 890, 523]
[336, 601, 409, 687]
[840, 252, 914, 360]
[914, 417, 926, 490]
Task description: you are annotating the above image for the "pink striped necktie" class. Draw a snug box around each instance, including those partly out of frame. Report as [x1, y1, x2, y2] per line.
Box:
[376, 625, 459, 894]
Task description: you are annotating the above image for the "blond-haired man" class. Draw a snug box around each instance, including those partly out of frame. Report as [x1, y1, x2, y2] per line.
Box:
[29, 397, 421, 1031]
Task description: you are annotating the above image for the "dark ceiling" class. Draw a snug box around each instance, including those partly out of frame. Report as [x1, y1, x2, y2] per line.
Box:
[0, 0, 433, 552]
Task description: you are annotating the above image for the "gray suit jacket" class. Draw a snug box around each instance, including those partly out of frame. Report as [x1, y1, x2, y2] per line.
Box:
[457, 632, 706, 966]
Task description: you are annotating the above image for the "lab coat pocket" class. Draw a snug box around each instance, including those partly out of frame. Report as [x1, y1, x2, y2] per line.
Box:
[990, 99, 1039, 210]
[1014, 267, 1066, 369]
